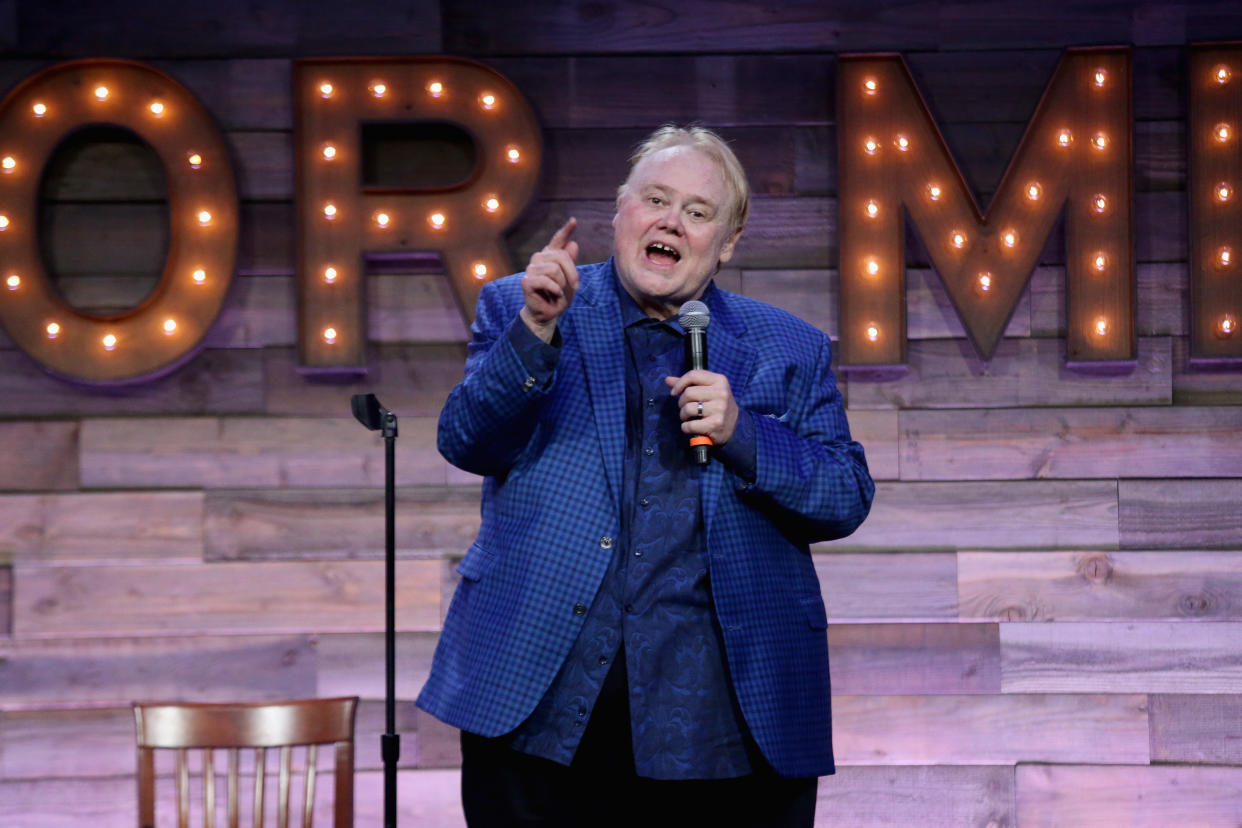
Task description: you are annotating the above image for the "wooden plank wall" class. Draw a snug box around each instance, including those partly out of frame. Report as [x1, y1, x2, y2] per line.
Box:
[2, 2, 1242, 826]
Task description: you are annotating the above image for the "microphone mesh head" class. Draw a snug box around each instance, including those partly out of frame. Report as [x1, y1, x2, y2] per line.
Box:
[679, 300, 710, 330]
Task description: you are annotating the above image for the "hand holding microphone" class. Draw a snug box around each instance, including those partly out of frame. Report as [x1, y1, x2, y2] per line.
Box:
[667, 300, 738, 464]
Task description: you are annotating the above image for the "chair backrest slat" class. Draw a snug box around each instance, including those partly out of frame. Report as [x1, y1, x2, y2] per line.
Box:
[303, 745, 319, 828]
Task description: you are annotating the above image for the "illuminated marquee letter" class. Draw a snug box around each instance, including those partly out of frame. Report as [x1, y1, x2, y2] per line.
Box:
[295, 58, 541, 372]
[0, 60, 238, 383]
[838, 49, 1134, 366]
[1189, 46, 1242, 360]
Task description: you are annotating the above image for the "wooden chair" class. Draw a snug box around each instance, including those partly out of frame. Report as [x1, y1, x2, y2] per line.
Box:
[133, 697, 358, 828]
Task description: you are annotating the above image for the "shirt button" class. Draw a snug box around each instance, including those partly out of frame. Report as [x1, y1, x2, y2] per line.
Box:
[600, 536, 613, 550]
[573, 603, 586, 616]
[639, 497, 650, 507]
[521, 376, 536, 391]
[633, 550, 643, 558]
[646, 397, 655, 407]
[644, 447, 655, 456]
[598, 656, 608, 666]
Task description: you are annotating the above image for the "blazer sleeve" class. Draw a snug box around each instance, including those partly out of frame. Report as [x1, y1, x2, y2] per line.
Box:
[737, 334, 874, 543]
[437, 278, 559, 476]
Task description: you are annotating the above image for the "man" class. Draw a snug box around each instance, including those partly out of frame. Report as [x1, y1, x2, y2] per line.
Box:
[417, 126, 874, 827]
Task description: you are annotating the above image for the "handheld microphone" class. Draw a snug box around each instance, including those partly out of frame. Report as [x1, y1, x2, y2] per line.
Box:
[679, 300, 712, 465]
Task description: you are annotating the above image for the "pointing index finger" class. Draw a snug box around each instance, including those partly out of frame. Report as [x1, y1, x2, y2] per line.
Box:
[545, 217, 578, 251]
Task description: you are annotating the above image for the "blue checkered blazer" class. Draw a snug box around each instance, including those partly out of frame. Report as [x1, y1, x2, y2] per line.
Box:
[416, 260, 874, 777]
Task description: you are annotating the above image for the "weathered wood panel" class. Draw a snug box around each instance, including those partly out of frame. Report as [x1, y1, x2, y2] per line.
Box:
[204, 486, 480, 561]
[0, 423, 78, 492]
[39, 492, 204, 563]
[815, 553, 958, 619]
[0, 708, 135, 779]
[844, 338, 1172, 410]
[828, 480, 1119, 551]
[0, 635, 316, 707]
[0, 776, 134, 828]
[959, 551, 1242, 621]
[1172, 337, 1242, 406]
[1016, 764, 1242, 828]
[1149, 694, 1242, 764]
[14, 560, 442, 637]
[841, 410, 898, 481]
[1119, 479, 1242, 549]
[832, 693, 1149, 765]
[1031, 263, 1187, 338]
[817, 765, 1014, 828]
[368, 273, 474, 344]
[1000, 622, 1242, 693]
[78, 416, 446, 489]
[0, 564, 10, 636]
[0, 494, 42, 563]
[315, 631, 439, 701]
[828, 623, 1000, 695]
[901, 406, 1242, 481]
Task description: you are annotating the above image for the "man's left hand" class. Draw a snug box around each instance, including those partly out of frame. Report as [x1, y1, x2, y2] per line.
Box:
[666, 370, 738, 445]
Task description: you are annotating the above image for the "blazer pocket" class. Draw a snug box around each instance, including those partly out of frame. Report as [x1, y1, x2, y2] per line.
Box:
[456, 542, 495, 582]
[799, 594, 829, 630]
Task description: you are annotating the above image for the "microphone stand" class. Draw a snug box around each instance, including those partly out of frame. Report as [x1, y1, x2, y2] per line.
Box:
[350, 394, 400, 828]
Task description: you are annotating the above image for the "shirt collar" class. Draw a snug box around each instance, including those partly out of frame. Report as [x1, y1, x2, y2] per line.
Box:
[608, 257, 717, 332]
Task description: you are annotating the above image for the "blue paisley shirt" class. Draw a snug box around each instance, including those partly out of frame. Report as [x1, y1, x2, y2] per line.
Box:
[505, 264, 759, 779]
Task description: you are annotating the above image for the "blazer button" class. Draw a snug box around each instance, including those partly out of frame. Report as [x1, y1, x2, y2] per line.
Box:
[600, 536, 613, 549]
[573, 603, 587, 616]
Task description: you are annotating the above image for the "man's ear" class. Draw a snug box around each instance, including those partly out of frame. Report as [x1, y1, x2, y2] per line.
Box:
[717, 225, 744, 264]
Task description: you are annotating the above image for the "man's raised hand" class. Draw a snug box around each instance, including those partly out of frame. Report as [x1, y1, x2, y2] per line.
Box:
[520, 217, 580, 342]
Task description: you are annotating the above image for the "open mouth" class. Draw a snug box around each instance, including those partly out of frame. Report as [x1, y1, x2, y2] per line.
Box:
[646, 241, 681, 264]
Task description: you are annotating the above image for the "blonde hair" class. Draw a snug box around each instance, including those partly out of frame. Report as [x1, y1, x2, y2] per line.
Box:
[617, 125, 750, 232]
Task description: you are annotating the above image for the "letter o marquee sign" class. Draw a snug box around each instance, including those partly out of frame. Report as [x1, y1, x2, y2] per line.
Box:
[0, 59, 238, 383]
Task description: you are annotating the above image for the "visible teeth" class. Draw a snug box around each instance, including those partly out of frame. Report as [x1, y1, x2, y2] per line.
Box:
[648, 242, 679, 260]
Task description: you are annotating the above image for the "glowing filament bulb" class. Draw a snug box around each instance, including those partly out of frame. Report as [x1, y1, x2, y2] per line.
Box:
[192, 269, 206, 284]
[32, 102, 46, 117]
[1220, 315, 1238, 336]
[149, 101, 164, 116]
[863, 78, 878, 95]
[323, 203, 338, 220]
[163, 318, 177, 334]
[950, 231, 966, 249]
[1216, 183, 1234, 202]
[323, 266, 338, 284]
[977, 272, 993, 292]
[102, 333, 117, 350]
[5, 274, 20, 290]
[370, 82, 387, 97]
[2, 156, 15, 172]
[429, 211, 446, 230]
[1094, 317, 1109, 336]
[94, 86, 109, 101]
[479, 92, 497, 110]
[187, 152, 203, 169]
[1093, 68, 1108, 87]
[322, 144, 337, 161]
[865, 258, 880, 276]
[865, 324, 880, 342]
[319, 82, 334, 99]
[1093, 253, 1108, 271]
[473, 262, 489, 278]
[1026, 182, 1042, 201]
[427, 80, 444, 97]
[1002, 229, 1018, 248]
[484, 196, 500, 213]
[927, 183, 942, 201]
[1215, 123, 1232, 143]
[374, 211, 391, 228]
[1219, 247, 1233, 268]
[864, 200, 879, 218]
[323, 327, 338, 344]
[894, 134, 910, 152]
[0, 215, 8, 230]
[1093, 194, 1108, 213]
[197, 210, 212, 226]
[506, 145, 521, 163]
[45, 322, 60, 339]
[1056, 129, 1073, 147]
[863, 137, 879, 155]
[1092, 132, 1109, 150]
[1214, 64, 1232, 84]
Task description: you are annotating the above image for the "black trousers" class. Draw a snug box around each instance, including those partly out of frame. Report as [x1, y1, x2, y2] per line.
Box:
[460, 652, 818, 828]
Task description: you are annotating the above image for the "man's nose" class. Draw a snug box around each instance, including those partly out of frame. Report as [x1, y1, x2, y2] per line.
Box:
[657, 204, 683, 234]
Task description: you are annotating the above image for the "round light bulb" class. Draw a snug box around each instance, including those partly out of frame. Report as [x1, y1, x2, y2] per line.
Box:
[1092, 132, 1109, 150]
[506, 145, 521, 163]
[1093, 253, 1108, 271]
[894, 134, 910, 151]
[865, 324, 880, 342]
[1214, 64, 1232, 84]
[319, 82, 334, 99]
[149, 101, 164, 116]
[102, 333, 117, 350]
[192, 269, 206, 284]
[1093, 68, 1108, 87]
[1219, 247, 1233, 268]
[1093, 193, 1108, 213]
[1002, 229, 1018, 248]
[863, 78, 878, 95]
[1057, 129, 1073, 147]
[0, 215, 9, 230]
[1026, 182, 1042, 201]
[45, 322, 60, 339]
[977, 272, 993, 292]
[427, 80, 444, 97]
[323, 327, 338, 344]
[32, 102, 46, 117]
[1094, 317, 1109, 336]
[375, 211, 391, 228]
[94, 86, 109, 101]
[163, 318, 177, 334]
[1, 156, 16, 172]
[323, 203, 338, 219]
[1215, 123, 1232, 143]
[370, 82, 387, 97]
[865, 258, 880, 276]
[950, 231, 966, 249]
[863, 137, 879, 155]
[1220, 314, 1238, 336]
[429, 212, 446, 229]
[864, 200, 879, 218]
[479, 92, 497, 109]
[323, 266, 338, 284]
[322, 144, 337, 161]
[484, 196, 500, 213]
[1216, 183, 1234, 202]
[927, 183, 942, 201]
[197, 210, 212, 226]
[473, 262, 489, 278]
[5, 274, 20, 290]
[187, 152, 203, 169]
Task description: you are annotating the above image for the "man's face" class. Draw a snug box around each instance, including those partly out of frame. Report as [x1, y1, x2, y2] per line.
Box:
[612, 145, 742, 319]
